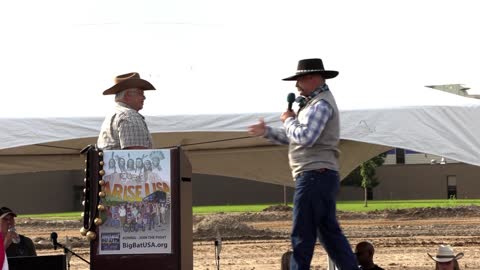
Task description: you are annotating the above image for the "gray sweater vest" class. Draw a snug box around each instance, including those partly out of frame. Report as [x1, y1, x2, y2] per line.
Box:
[289, 90, 340, 178]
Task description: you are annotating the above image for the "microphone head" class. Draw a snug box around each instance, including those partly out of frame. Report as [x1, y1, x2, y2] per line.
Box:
[51, 232, 58, 250]
[287, 93, 296, 103]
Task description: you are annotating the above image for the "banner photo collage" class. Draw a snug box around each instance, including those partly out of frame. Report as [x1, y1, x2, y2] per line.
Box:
[98, 149, 172, 255]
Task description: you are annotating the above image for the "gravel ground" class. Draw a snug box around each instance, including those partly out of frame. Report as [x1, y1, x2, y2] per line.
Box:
[15, 205, 480, 269]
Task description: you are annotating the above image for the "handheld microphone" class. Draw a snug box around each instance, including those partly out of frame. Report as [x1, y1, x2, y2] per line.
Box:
[51, 232, 58, 250]
[287, 93, 296, 111]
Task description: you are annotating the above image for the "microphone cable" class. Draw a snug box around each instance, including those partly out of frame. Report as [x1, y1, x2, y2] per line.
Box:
[165, 134, 253, 149]
[162, 119, 283, 148]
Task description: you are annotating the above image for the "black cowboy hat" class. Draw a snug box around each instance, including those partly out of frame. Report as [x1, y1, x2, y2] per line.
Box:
[282, 58, 339, 81]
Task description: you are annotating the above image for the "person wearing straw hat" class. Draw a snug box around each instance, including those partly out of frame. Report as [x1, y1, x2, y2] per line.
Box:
[428, 245, 463, 270]
[248, 58, 359, 270]
[97, 72, 156, 150]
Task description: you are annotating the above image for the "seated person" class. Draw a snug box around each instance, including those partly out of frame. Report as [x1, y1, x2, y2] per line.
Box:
[355, 241, 384, 270]
[428, 245, 463, 270]
[0, 207, 37, 257]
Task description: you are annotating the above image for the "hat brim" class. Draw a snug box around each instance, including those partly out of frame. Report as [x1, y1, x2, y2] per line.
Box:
[0, 212, 17, 219]
[282, 70, 339, 81]
[428, 253, 464, 262]
[103, 78, 156, 95]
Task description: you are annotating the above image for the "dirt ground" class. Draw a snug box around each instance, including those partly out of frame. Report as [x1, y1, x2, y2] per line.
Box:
[15, 205, 480, 269]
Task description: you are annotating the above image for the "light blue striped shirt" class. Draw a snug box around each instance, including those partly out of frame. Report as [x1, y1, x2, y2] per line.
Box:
[265, 85, 332, 147]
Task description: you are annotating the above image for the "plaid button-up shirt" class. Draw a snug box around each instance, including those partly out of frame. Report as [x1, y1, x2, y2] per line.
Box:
[97, 102, 153, 150]
[265, 84, 332, 147]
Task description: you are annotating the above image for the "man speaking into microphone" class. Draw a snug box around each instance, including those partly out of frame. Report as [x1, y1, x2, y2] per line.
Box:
[248, 58, 359, 270]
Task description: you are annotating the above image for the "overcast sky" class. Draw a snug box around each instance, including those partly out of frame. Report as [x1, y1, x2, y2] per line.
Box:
[1, 0, 479, 117]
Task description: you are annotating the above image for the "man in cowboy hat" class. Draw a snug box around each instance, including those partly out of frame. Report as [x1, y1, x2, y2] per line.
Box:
[428, 245, 463, 270]
[248, 58, 359, 270]
[1, 207, 37, 257]
[98, 72, 156, 150]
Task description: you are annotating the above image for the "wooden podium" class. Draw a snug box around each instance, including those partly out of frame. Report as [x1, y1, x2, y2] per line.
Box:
[81, 146, 192, 270]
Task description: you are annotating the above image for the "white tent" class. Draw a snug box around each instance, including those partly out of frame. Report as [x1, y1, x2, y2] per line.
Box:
[1, 86, 479, 187]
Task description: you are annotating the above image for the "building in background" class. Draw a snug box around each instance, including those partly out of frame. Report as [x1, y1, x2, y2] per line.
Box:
[348, 148, 480, 200]
[0, 171, 294, 214]
[1, 147, 479, 214]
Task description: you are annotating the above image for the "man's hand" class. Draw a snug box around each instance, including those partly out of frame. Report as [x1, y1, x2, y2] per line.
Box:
[248, 118, 267, 136]
[3, 230, 17, 248]
[281, 110, 296, 123]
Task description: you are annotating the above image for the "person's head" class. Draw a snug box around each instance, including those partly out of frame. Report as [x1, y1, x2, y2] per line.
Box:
[103, 72, 156, 112]
[295, 74, 325, 96]
[435, 260, 461, 270]
[118, 157, 126, 168]
[355, 241, 375, 267]
[282, 58, 338, 97]
[136, 158, 144, 168]
[429, 245, 463, 270]
[115, 88, 146, 111]
[127, 159, 135, 169]
[152, 156, 160, 167]
[0, 207, 17, 236]
[144, 160, 152, 171]
[108, 158, 116, 169]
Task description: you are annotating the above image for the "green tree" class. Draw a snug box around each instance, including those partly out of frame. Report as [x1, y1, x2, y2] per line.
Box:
[341, 153, 386, 206]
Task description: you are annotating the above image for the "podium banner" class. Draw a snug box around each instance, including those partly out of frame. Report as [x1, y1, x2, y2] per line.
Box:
[98, 149, 172, 255]
[84, 146, 192, 270]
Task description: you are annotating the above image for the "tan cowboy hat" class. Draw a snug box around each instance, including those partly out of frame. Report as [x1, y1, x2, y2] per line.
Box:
[103, 72, 156, 95]
[428, 245, 464, 263]
[282, 58, 339, 81]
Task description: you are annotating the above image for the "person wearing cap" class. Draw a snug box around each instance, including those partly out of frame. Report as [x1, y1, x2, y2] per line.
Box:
[0, 207, 36, 257]
[428, 245, 463, 270]
[97, 72, 156, 150]
[0, 221, 7, 270]
[248, 58, 359, 270]
[355, 241, 384, 270]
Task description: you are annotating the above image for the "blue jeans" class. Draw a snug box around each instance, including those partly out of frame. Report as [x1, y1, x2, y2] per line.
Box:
[290, 169, 359, 270]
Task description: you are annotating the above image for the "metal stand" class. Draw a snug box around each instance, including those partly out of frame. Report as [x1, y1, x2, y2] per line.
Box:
[327, 256, 338, 270]
[56, 241, 90, 268]
[214, 240, 221, 270]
